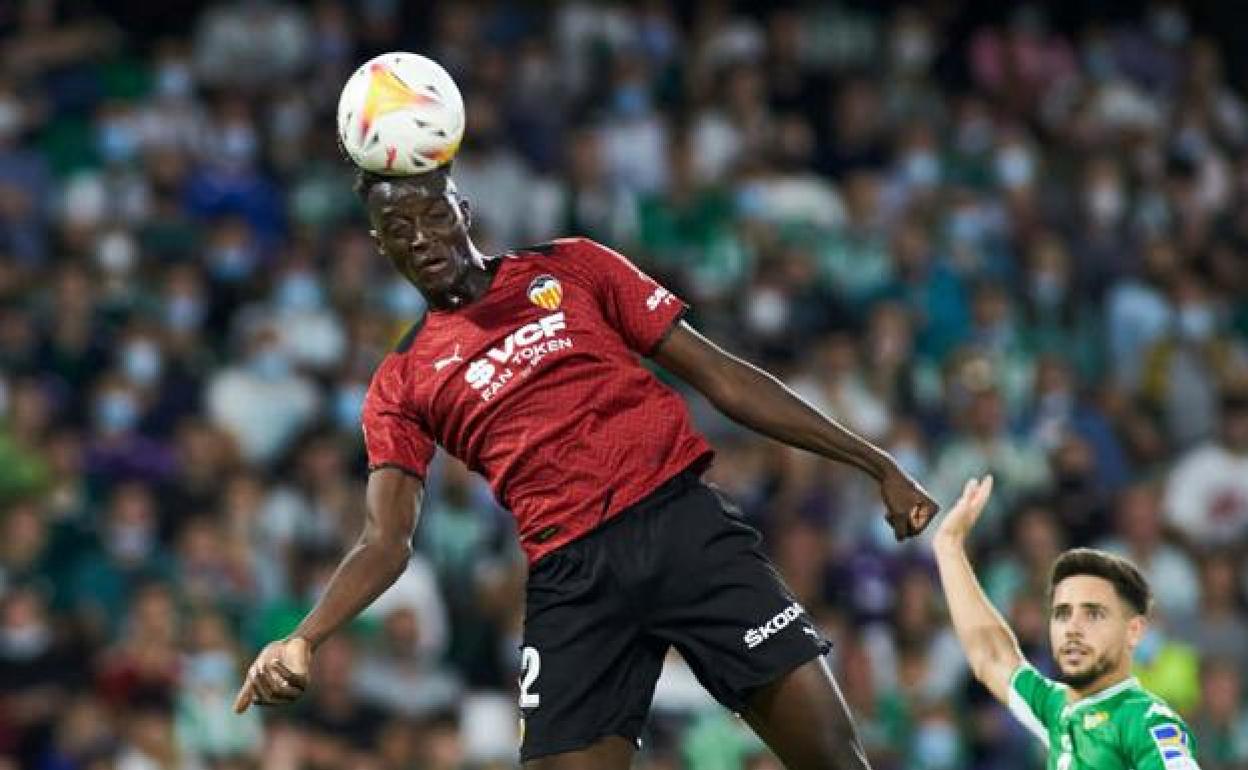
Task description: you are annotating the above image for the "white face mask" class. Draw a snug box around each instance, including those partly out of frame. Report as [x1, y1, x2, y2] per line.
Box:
[0, 97, 21, 138]
[745, 287, 789, 336]
[1086, 184, 1125, 224]
[996, 146, 1035, 189]
[0, 623, 52, 660]
[1176, 304, 1217, 340]
[123, 340, 164, 386]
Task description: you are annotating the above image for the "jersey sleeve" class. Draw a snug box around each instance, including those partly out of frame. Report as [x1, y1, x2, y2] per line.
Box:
[1007, 665, 1066, 748]
[1127, 703, 1202, 770]
[362, 357, 435, 480]
[571, 238, 688, 355]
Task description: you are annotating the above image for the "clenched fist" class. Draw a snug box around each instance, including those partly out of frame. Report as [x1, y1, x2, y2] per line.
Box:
[879, 465, 940, 541]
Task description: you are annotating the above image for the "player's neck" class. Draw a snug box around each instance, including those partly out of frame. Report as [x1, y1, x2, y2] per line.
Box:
[426, 245, 500, 311]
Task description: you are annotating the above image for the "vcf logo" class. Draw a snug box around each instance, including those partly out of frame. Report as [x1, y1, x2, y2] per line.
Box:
[528, 275, 563, 311]
[465, 312, 568, 390]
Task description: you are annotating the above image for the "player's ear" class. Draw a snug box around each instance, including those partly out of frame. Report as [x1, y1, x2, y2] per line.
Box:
[1126, 613, 1148, 649]
[458, 197, 472, 229]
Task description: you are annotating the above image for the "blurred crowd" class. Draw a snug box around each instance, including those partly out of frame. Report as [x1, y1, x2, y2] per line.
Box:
[3, 1, 1248, 769]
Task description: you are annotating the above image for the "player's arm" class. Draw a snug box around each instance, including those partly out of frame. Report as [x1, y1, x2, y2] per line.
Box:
[233, 467, 423, 712]
[652, 321, 937, 539]
[931, 476, 1024, 704]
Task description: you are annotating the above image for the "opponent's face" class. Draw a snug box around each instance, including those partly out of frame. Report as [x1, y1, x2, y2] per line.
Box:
[367, 177, 473, 297]
[1049, 575, 1146, 689]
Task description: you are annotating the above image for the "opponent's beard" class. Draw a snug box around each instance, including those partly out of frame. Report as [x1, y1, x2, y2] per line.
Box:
[1059, 648, 1119, 690]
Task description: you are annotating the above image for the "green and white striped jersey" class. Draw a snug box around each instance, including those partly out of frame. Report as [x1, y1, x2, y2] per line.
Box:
[1008, 665, 1201, 770]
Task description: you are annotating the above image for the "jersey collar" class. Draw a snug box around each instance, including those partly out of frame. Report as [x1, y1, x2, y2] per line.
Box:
[1066, 675, 1140, 711]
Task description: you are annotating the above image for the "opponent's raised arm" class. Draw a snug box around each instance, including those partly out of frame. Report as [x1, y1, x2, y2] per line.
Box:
[234, 467, 424, 713]
[652, 321, 938, 540]
[932, 476, 1024, 703]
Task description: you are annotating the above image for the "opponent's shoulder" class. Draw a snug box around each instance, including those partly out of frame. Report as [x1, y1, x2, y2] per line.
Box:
[391, 314, 430, 355]
[508, 236, 623, 269]
[368, 315, 430, 398]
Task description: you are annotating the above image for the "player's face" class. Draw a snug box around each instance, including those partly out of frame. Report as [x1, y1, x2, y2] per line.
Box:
[367, 178, 472, 296]
[1049, 575, 1145, 690]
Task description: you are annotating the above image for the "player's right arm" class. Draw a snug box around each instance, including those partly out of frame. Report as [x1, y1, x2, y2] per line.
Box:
[233, 466, 424, 713]
[932, 475, 1025, 704]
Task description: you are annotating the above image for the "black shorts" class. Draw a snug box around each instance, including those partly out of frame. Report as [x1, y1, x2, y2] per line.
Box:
[518, 470, 830, 762]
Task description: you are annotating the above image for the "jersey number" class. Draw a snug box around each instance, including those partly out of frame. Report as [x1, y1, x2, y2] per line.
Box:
[519, 646, 541, 708]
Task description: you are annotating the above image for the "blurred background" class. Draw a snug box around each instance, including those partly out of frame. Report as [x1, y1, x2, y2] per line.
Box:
[3, 0, 1248, 769]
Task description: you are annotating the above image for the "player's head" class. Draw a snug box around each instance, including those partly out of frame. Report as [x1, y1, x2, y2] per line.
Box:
[1047, 548, 1152, 690]
[355, 164, 478, 300]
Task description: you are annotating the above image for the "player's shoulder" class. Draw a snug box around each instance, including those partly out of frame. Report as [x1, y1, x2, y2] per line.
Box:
[1114, 687, 1190, 732]
[507, 236, 605, 263]
[1137, 695, 1188, 725]
[368, 316, 430, 394]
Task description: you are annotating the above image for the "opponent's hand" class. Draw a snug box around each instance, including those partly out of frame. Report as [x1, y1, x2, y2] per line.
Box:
[933, 475, 994, 547]
[233, 636, 311, 713]
[880, 465, 940, 541]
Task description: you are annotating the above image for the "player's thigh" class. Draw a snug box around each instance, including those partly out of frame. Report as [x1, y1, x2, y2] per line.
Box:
[651, 483, 828, 709]
[520, 546, 665, 764]
[522, 735, 635, 770]
[740, 657, 872, 770]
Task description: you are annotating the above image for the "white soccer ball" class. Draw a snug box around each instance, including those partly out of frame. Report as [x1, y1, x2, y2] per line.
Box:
[336, 52, 465, 176]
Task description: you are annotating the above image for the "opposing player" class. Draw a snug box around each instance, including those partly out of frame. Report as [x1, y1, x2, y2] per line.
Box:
[232, 163, 938, 770]
[933, 476, 1201, 770]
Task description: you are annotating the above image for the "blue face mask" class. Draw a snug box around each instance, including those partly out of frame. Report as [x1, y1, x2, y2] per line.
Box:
[996, 147, 1035, 189]
[210, 246, 255, 282]
[221, 125, 258, 164]
[157, 64, 193, 99]
[913, 720, 960, 769]
[165, 295, 205, 331]
[903, 151, 940, 188]
[612, 85, 650, 119]
[334, 383, 368, 431]
[96, 392, 139, 434]
[123, 341, 163, 386]
[949, 208, 987, 244]
[251, 348, 291, 381]
[276, 273, 323, 312]
[97, 120, 140, 164]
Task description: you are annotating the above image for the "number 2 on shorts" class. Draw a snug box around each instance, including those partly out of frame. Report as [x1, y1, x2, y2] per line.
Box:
[519, 646, 541, 708]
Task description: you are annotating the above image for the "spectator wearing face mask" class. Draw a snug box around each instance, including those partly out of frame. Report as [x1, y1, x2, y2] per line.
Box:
[1141, 270, 1245, 447]
[205, 322, 320, 466]
[69, 484, 173, 642]
[1164, 384, 1248, 548]
[83, 375, 177, 487]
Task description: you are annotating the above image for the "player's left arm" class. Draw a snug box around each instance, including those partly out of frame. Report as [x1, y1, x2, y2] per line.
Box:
[653, 321, 938, 539]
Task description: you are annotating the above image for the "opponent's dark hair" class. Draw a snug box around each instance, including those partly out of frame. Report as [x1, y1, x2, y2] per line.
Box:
[1048, 548, 1152, 617]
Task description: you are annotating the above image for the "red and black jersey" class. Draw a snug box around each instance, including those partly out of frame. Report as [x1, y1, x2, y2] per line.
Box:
[362, 237, 713, 563]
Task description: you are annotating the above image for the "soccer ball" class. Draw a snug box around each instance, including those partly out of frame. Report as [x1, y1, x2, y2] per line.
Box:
[336, 52, 465, 176]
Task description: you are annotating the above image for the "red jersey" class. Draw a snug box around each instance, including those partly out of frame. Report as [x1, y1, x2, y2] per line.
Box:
[361, 237, 713, 563]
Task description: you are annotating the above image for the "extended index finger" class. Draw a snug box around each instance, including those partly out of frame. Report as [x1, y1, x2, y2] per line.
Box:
[232, 681, 255, 714]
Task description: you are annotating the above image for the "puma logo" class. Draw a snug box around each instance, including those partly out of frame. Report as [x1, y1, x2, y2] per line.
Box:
[433, 344, 463, 372]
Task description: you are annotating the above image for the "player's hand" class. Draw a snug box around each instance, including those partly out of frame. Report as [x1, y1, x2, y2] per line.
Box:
[233, 636, 311, 713]
[933, 475, 994, 547]
[879, 465, 940, 541]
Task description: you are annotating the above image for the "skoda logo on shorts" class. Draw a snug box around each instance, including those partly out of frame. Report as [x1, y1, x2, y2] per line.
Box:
[528, 275, 563, 310]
